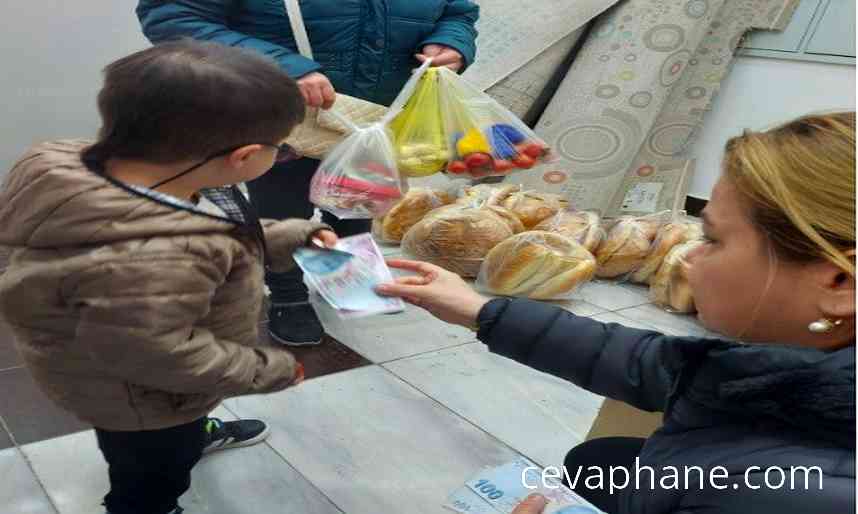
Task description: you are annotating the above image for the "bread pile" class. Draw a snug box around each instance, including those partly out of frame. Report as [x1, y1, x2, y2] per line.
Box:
[455, 183, 519, 207]
[372, 188, 454, 243]
[378, 182, 704, 314]
[630, 221, 703, 284]
[533, 210, 603, 253]
[479, 231, 596, 300]
[594, 216, 664, 279]
[649, 239, 704, 313]
[498, 190, 569, 229]
[401, 202, 522, 277]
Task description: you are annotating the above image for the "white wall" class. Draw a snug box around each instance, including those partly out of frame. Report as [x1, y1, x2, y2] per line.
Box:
[688, 56, 856, 199]
[0, 1, 148, 175]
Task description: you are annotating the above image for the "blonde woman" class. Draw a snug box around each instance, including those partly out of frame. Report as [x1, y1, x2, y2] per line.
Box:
[377, 112, 855, 514]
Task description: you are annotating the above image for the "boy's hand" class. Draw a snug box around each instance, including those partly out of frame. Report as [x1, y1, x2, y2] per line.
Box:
[310, 229, 338, 248]
[297, 72, 336, 110]
[416, 44, 465, 71]
[292, 362, 305, 385]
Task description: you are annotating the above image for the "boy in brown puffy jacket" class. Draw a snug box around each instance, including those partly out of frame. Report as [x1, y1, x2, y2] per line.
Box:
[0, 40, 337, 514]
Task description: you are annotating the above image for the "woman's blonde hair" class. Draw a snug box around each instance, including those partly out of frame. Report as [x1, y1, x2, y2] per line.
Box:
[724, 111, 855, 276]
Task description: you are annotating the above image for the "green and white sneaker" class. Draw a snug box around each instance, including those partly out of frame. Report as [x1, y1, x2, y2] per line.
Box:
[203, 417, 270, 454]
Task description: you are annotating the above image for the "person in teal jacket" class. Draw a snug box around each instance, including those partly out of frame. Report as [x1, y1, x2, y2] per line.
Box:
[137, 0, 479, 346]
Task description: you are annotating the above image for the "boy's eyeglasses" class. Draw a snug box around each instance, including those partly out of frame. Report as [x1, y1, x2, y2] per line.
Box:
[149, 143, 299, 190]
[263, 143, 301, 163]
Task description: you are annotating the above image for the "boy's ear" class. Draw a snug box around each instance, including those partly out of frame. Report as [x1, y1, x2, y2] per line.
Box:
[226, 145, 264, 168]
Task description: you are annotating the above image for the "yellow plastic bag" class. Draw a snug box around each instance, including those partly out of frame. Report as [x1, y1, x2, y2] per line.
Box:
[389, 67, 450, 178]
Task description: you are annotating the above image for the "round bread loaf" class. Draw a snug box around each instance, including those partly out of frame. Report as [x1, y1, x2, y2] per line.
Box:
[630, 221, 703, 284]
[481, 231, 596, 300]
[373, 188, 454, 243]
[456, 183, 518, 207]
[649, 240, 703, 313]
[499, 191, 569, 229]
[534, 210, 603, 253]
[484, 205, 526, 234]
[401, 205, 517, 277]
[595, 216, 662, 278]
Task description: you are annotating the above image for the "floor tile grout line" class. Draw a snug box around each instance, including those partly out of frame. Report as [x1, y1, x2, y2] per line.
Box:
[220, 402, 348, 514]
[376, 339, 480, 366]
[378, 363, 557, 470]
[0, 413, 62, 514]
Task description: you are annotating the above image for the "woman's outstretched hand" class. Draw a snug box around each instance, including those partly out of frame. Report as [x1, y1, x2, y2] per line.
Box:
[375, 259, 490, 327]
[512, 494, 548, 514]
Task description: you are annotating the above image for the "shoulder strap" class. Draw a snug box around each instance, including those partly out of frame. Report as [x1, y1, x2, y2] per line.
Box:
[283, 0, 314, 60]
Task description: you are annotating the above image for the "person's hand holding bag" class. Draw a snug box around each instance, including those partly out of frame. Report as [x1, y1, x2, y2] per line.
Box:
[375, 259, 490, 327]
[417, 44, 465, 71]
[297, 72, 337, 109]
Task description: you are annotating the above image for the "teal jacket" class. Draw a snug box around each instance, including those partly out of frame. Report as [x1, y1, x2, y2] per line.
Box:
[136, 0, 479, 106]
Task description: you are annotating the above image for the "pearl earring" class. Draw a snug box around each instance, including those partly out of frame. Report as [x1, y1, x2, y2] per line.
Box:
[807, 318, 843, 334]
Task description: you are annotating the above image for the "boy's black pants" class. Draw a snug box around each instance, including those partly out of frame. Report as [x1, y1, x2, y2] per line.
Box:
[95, 418, 207, 514]
[246, 157, 371, 304]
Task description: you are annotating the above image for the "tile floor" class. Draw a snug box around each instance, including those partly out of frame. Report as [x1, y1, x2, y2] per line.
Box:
[0, 249, 718, 514]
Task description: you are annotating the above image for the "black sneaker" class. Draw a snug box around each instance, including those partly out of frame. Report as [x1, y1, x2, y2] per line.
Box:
[268, 302, 324, 346]
[203, 417, 270, 454]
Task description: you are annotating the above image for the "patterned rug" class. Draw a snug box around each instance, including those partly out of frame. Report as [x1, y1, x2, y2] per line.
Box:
[516, 0, 800, 217]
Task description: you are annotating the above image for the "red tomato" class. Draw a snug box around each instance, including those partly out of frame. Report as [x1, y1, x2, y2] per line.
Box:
[464, 152, 492, 169]
[521, 143, 545, 159]
[512, 154, 536, 169]
[446, 160, 469, 174]
[469, 168, 492, 179]
[493, 159, 515, 172]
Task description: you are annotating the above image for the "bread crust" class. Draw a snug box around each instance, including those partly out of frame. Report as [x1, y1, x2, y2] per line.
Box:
[534, 210, 603, 253]
[482, 231, 596, 299]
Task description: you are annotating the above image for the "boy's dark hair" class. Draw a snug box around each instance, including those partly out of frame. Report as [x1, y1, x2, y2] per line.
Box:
[82, 39, 305, 168]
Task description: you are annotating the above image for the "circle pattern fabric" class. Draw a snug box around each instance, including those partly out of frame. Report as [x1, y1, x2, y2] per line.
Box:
[643, 24, 686, 52]
[554, 109, 643, 179]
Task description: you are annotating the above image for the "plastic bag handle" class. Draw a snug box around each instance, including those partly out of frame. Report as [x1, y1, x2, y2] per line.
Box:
[284, 0, 314, 60]
[381, 58, 434, 124]
[325, 109, 363, 134]
[329, 58, 434, 134]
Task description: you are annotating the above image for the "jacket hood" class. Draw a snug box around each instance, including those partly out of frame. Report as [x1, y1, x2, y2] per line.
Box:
[688, 342, 855, 448]
[0, 140, 235, 249]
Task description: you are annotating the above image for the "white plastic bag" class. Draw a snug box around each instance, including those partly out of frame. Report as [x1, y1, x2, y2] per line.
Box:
[400, 203, 520, 277]
[309, 121, 405, 219]
[438, 68, 553, 179]
[630, 216, 703, 284]
[371, 188, 455, 244]
[309, 61, 433, 219]
[594, 211, 671, 279]
[533, 209, 604, 254]
[477, 230, 597, 300]
[649, 239, 704, 313]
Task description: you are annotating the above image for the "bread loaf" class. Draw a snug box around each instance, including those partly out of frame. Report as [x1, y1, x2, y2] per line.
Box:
[630, 221, 703, 284]
[484, 205, 526, 234]
[649, 240, 703, 313]
[480, 231, 596, 300]
[595, 216, 663, 278]
[372, 188, 454, 243]
[456, 183, 518, 207]
[534, 210, 603, 253]
[401, 205, 517, 277]
[499, 191, 569, 229]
